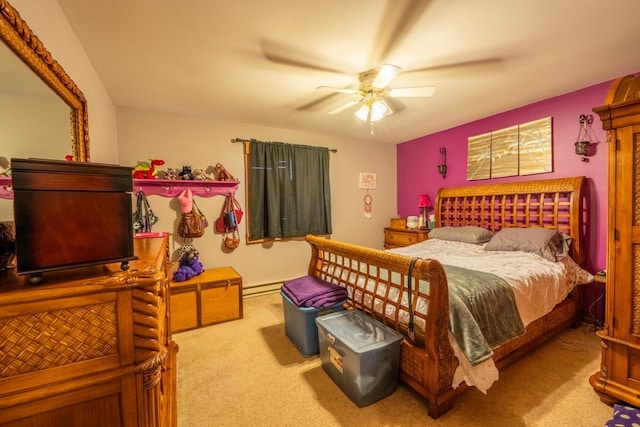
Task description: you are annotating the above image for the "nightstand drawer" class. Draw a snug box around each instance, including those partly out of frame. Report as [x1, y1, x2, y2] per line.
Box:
[385, 230, 418, 246]
[383, 227, 429, 249]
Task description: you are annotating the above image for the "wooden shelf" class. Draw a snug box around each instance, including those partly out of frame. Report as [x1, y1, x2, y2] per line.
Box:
[133, 178, 239, 198]
[1, 177, 240, 200]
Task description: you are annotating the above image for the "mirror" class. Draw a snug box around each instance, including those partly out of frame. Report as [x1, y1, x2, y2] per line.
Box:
[0, 0, 90, 163]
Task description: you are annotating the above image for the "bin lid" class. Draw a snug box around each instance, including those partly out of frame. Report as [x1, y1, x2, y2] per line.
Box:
[316, 310, 403, 352]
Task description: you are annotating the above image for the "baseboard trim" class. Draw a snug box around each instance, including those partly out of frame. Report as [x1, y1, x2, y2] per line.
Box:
[243, 281, 282, 298]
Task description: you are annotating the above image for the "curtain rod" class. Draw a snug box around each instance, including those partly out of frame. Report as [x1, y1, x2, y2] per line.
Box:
[230, 138, 337, 153]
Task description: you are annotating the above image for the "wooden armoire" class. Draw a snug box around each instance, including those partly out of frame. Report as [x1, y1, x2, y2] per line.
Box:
[590, 74, 640, 406]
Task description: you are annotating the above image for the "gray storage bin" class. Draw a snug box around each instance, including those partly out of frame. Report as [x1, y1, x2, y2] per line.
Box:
[281, 290, 345, 357]
[315, 310, 403, 407]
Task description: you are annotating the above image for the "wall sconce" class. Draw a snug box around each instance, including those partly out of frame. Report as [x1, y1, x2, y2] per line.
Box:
[574, 114, 594, 162]
[437, 147, 447, 178]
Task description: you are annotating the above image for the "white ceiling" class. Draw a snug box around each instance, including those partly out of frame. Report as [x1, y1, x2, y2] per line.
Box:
[56, 0, 640, 144]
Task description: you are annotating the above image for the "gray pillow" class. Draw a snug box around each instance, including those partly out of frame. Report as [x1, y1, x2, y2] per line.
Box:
[428, 226, 494, 244]
[484, 227, 568, 262]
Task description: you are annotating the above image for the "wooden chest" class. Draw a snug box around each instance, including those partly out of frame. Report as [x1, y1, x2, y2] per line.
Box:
[170, 267, 243, 333]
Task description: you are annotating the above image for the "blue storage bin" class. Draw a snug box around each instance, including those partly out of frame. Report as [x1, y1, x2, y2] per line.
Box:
[281, 291, 345, 357]
[315, 310, 404, 407]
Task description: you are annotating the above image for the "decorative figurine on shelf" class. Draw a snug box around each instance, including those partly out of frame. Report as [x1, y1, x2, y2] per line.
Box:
[192, 168, 214, 180]
[172, 246, 204, 282]
[162, 167, 178, 180]
[178, 165, 194, 180]
[133, 159, 165, 179]
[214, 163, 236, 181]
[65, 154, 74, 161]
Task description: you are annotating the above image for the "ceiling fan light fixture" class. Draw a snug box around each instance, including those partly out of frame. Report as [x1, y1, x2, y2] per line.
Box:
[370, 100, 387, 122]
[355, 104, 370, 122]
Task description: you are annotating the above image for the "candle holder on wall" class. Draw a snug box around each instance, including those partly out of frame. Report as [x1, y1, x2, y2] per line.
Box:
[574, 114, 596, 162]
[438, 147, 447, 178]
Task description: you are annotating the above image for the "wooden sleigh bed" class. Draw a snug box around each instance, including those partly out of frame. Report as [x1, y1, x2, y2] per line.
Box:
[305, 176, 587, 418]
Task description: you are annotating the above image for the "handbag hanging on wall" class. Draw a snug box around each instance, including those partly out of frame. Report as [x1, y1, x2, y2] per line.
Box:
[132, 191, 158, 233]
[215, 193, 243, 233]
[178, 191, 208, 238]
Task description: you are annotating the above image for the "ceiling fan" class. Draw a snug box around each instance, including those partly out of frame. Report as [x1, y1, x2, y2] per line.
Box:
[317, 64, 435, 122]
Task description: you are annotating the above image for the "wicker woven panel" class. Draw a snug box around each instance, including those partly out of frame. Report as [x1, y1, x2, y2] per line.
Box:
[503, 318, 544, 354]
[0, 302, 118, 377]
[315, 249, 430, 343]
[400, 346, 426, 386]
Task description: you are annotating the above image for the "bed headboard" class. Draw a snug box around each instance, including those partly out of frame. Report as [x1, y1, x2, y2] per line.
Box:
[435, 176, 586, 266]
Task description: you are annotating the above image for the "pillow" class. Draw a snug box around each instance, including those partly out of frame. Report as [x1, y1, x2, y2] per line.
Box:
[428, 226, 494, 244]
[484, 227, 567, 262]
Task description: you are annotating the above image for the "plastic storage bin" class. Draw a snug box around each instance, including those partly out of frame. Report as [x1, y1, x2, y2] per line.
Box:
[315, 310, 404, 407]
[281, 291, 345, 357]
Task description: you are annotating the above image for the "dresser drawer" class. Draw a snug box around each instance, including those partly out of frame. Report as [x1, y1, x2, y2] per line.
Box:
[385, 230, 418, 246]
[383, 227, 429, 249]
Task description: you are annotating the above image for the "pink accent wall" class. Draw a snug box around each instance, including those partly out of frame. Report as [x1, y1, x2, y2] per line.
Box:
[396, 76, 633, 322]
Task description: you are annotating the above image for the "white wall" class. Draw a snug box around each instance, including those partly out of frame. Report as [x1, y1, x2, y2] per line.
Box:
[11, 0, 119, 163]
[117, 108, 397, 287]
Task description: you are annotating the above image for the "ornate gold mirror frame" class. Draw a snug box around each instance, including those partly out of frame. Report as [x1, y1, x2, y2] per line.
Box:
[0, 0, 90, 161]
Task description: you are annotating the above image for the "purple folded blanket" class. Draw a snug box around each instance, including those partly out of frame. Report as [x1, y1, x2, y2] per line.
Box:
[281, 275, 347, 308]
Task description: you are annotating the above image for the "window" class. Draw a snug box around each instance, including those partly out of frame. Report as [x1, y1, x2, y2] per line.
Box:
[245, 140, 332, 242]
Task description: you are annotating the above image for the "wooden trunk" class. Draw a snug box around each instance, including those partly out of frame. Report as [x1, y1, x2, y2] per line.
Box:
[0, 237, 176, 427]
[590, 75, 640, 406]
[170, 267, 243, 333]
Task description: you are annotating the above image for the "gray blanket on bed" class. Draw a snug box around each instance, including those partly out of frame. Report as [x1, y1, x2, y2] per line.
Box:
[443, 264, 525, 365]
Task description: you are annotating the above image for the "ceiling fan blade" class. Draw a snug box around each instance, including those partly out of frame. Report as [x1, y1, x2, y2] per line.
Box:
[368, 0, 433, 65]
[316, 86, 359, 95]
[405, 58, 504, 75]
[388, 86, 436, 97]
[260, 39, 353, 74]
[372, 64, 401, 89]
[297, 92, 343, 111]
[328, 100, 361, 115]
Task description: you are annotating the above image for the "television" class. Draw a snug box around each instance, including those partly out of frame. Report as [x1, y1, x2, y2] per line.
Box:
[11, 158, 136, 283]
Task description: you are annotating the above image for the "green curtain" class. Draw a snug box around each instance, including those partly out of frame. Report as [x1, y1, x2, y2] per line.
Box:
[248, 140, 332, 240]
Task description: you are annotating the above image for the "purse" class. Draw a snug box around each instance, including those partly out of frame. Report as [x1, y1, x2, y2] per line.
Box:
[215, 194, 243, 233]
[132, 191, 158, 233]
[178, 200, 207, 238]
[224, 229, 240, 249]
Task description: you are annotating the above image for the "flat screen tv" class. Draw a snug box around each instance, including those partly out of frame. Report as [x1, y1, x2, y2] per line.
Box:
[11, 158, 136, 283]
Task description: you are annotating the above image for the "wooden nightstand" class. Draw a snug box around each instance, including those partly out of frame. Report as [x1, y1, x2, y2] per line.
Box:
[384, 227, 429, 249]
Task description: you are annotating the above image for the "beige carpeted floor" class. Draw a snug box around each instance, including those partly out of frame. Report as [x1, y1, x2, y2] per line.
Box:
[174, 292, 614, 426]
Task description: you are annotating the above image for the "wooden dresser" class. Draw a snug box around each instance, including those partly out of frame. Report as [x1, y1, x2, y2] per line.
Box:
[590, 74, 640, 407]
[0, 237, 177, 427]
[383, 227, 429, 249]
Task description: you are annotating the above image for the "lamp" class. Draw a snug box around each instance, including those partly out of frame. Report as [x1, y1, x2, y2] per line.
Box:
[417, 194, 433, 229]
[437, 147, 447, 178]
[574, 114, 594, 162]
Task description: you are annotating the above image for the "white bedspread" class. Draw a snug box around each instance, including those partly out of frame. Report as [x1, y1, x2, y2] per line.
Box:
[390, 238, 593, 392]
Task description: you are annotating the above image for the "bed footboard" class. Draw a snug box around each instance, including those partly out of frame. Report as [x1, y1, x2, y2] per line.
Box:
[305, 235, 458, 418]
